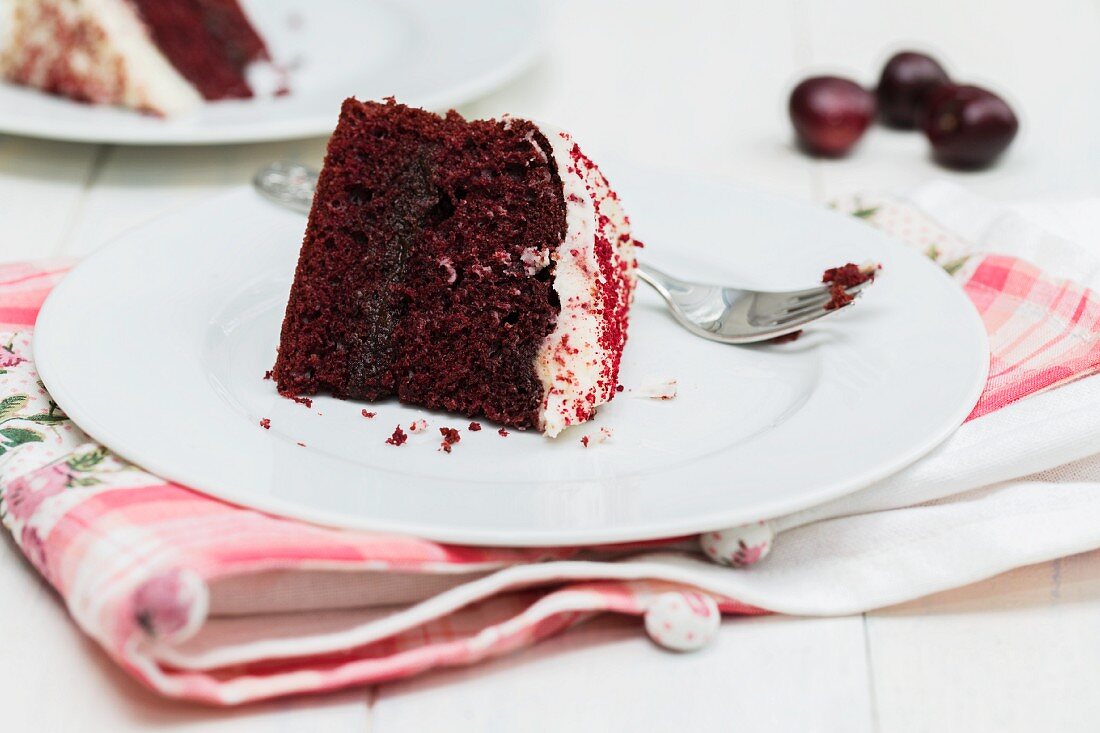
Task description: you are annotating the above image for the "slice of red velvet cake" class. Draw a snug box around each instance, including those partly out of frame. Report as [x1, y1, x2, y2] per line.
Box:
[273, 99, 638, 437]
[0, 0, 273, 116]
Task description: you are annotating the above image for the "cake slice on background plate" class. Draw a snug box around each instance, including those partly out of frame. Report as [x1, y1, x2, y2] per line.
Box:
[0, 0, 274, 116]
[273, 99, 639, 437]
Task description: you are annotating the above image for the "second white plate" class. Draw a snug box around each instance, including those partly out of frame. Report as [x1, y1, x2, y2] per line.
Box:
[35, 172, 989, 545]
[0, 0, 545, 145]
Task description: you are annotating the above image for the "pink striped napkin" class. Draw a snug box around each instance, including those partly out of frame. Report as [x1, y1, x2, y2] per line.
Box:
[3, 189, 1100, 705]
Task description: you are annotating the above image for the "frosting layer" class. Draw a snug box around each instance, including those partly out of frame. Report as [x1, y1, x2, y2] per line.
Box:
[532, 124, 637, 437]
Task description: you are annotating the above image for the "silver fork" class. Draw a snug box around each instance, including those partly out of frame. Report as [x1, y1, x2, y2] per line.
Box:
[253, 161, 874, 345]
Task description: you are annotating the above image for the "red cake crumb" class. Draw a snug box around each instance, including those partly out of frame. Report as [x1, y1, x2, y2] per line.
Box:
[439, 427, 461, 453]
[615, 384, 625, 393]
[386, 425, 408, 446]
[581, 436, 590, 448]
[468, 422, 482, 431]
[361, 409, 376, 418]
[822, 263, 876, 311]
[770, 330, 803, 344]
[296, 441, 306, 447]
[290, 395, 312, 408]
[498, 428, 509, 437]
[409, 419, 428, 434]
[825, 283, 853, 310]
[263, 370, 274, 380]
[823, 263, 873, 288]
[259, 418, 270, 429]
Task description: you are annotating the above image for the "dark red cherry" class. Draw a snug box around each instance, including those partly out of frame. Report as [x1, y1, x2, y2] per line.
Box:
[876, 51, 950, 129]
[922, 84, 1018, 169]
[788, 76, 875, 157]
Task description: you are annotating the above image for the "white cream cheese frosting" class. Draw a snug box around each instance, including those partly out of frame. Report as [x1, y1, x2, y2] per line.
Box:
[528, 123, 637, 437]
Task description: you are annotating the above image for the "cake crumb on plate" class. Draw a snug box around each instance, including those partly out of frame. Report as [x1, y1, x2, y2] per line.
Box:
[386, 425, 408, 446]
[439, 427, 461, 453]
[632, 377, 678, 400]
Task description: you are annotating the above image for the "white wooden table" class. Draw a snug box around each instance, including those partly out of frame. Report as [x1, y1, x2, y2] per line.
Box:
[3, 1, 1100, 729]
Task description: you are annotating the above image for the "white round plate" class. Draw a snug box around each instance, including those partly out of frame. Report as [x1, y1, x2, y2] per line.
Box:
[35, 172, 989, 546]
[0, 0, 544, 145]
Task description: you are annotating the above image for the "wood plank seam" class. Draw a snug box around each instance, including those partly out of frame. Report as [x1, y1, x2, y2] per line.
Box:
[58, 144, 113, 255]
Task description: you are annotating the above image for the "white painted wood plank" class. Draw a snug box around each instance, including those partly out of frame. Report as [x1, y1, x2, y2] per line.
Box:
[799, 0, 1100, 202]
[0, 135, 101, 260]
[868, 550, 1100, 733]
[372, 614, 873, 733]
[0, 535, 374, 731]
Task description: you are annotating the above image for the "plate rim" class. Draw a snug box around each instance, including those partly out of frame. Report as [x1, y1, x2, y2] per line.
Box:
[34, 184, 990, 546]
[0, 0, 547, 146]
